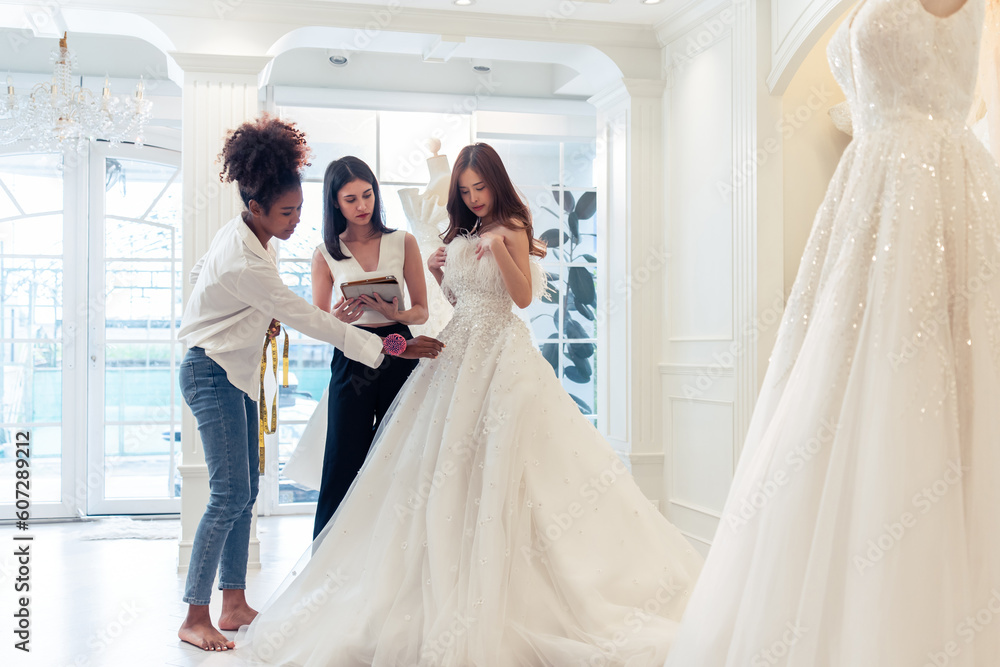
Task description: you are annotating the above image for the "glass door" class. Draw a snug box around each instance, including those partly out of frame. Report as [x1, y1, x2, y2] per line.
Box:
[0, 150, 78, 520]
[87, 143, 183, 515]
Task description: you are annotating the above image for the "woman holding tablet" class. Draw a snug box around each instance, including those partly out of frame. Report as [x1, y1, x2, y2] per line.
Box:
[177, 121, 441, 652]
[309, 155, 430, 538]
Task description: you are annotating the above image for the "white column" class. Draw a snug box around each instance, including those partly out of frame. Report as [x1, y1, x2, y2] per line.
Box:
[589, 78, 669, 508]
[175, 54, 269, 572]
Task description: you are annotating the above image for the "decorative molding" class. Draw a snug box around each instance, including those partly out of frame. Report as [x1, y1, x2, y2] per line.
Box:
[667, 395, 734, 407]
[667, 335, 736, 343]
[169, 53, 273, 77]
[588, 80, 631, 111]
[670, 498, 723, 520]
[655, 0, 733, 47]
[730, 0, 758, 452]
[622, 77, 668, 100]
[659, 363, 735, 377]
[629, 451, 666, 465]
[679, 529, 713, 546]
[767, 0, 850, 93]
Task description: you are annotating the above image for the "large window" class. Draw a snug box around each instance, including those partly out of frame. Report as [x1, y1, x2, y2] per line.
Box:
[493, 140, 600, 426]
[0, 144, 183, 521]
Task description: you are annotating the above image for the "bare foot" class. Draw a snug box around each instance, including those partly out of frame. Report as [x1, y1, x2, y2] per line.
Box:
[179, 605, 234, 651]
[218, 588, 258, 631]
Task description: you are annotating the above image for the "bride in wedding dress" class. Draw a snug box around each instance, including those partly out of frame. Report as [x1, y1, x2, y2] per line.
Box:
[237, 143, 702, 666]
[666, 0, 1000, 664]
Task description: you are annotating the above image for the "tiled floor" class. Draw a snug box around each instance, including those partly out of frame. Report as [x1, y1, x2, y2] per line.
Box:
[1, 515, 314, 667]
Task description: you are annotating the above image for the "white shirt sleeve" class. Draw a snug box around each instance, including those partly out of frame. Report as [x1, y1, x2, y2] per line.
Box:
[190, 254, 207, 285]
[231, 258, 386, 369]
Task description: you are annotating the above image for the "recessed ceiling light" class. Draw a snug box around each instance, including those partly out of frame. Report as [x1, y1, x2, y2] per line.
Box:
[642, 0, 663, 4]
[329, 54, 349, 66]
[471, 59, 491, 73]
[454, 0, 474, 5]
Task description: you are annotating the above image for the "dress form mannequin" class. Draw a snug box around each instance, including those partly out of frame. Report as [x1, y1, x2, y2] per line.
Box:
[398, 138, 454, 337]
[970, 1, 1000, 159]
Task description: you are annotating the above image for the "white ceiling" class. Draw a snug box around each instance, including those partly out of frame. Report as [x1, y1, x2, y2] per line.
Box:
[315, 0, 675, 25]
[0, 31, 171, 81]
[270, 50, 582, 99]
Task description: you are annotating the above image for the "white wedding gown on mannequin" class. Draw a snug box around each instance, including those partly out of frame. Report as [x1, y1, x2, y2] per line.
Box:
[666, 0, 1000, 665]
[239, 234, 703, 666]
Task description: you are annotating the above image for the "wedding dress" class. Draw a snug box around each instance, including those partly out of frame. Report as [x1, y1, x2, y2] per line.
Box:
[239, 234, 703, 666]
[666, 0, 1000, 665]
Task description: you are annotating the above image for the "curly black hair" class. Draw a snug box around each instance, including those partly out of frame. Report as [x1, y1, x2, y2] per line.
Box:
[218, 114, 312, 214]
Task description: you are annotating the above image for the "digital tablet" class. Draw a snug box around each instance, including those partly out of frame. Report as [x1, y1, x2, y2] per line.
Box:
[341, 276, 404, 305]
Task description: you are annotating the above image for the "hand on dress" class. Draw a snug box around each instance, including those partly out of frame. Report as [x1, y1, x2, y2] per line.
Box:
[358, 293, 400, 321]
[332, 296, 364, 324]
[398, 335, 445, 360]
[428, 246, 447, 272]
[476, 232, 502, 260]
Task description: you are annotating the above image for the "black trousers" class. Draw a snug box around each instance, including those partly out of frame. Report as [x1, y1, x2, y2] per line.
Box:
[313, 323, 418, 538]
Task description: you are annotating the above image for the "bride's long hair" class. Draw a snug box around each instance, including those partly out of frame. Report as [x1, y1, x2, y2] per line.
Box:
[441, 143, 546, 258]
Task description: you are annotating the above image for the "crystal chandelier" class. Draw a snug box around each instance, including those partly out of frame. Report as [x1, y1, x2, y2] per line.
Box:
[0, 32, 152, 151]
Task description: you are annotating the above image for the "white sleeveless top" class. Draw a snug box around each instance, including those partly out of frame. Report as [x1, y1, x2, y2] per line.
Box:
[316, 230, 408, 327]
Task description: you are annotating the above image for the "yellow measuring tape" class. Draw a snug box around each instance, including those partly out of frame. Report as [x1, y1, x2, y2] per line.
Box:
[258, 322, 290, 474]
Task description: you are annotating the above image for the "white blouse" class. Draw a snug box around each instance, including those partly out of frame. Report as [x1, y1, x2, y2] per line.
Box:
[316, 229, 408, 327]
[179, 215, 385, 397]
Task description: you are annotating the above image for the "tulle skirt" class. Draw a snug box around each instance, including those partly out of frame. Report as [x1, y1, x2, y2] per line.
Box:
[239, 301, 702, 666]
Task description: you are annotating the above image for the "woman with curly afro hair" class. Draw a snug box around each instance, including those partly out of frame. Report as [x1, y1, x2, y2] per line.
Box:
[176, 115, 443, 652]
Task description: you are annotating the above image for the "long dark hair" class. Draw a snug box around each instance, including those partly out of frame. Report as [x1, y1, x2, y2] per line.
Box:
[218, 114, 311, 213]
[442, 143, 545, 258]
[322, 156, 394, 261]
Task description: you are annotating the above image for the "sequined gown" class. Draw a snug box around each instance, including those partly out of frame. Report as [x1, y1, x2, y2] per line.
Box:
[665, 0, 1000, 665]
[238, 234, 703, 666]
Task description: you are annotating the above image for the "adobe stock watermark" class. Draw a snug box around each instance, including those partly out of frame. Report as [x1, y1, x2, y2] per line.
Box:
[393, 406, 508, 521]
[666, 2, 745, 82]
[888, 257, 1000, 371]
[326, 0, 404, 66]
[724, 417, 839, 532]
[7, 0, 66, 54]
[922, 588, 1000, 667]
[56, 600, 144, 667]
[853, 459, 964, 574]
[682, 291, 785, 400]
[418, 612, 477, 665]
[574, 245, 670, 330]
[585, 576, 686, 666]
[520, 454, 631, 562]
[718, 85, 836, 201]
[750, 620, 808, 666]
[254, 568, 350, 661]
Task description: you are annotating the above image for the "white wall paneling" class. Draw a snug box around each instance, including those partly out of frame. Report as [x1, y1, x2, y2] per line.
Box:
[660, 0, 784, 547]
[666, 395, 735, 519]
[666, 29, 734, 343]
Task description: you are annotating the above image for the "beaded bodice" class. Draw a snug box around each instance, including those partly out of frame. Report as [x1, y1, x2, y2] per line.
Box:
[828, 0, 983, 134]
[439, 235, 520, 341]
[437, 234, 548, 348]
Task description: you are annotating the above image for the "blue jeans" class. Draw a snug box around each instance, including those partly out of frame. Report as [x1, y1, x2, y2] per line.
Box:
[179, 347, 259, 606]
